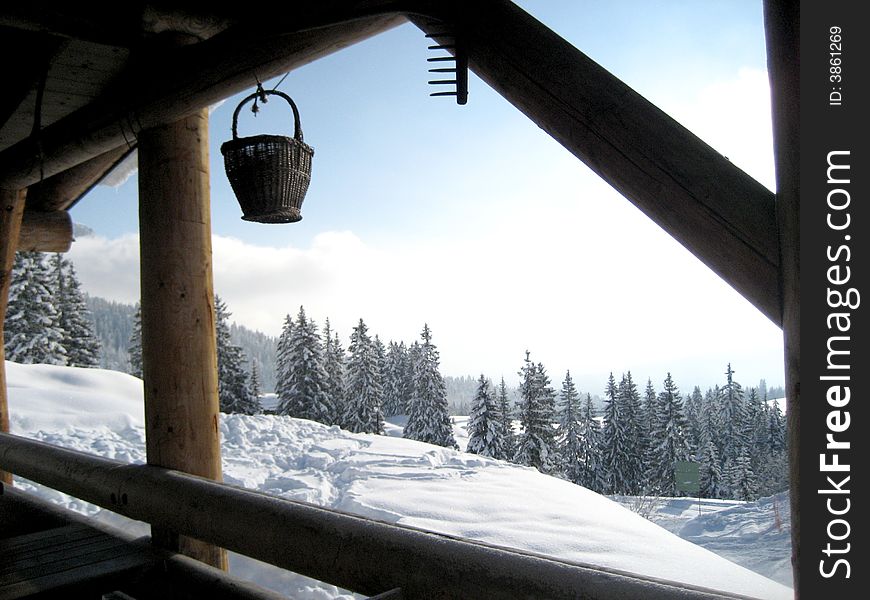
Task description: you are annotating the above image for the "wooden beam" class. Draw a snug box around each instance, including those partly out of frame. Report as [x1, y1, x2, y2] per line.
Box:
[138, 108, 226, 570]
[0, 188, 26, 485]
[0, 29, 67, 133]
[410, 1, 781, 325]
[763, 0, 799, 594]
[17, 210, 73, 253]
[25, 145, 134, 212]
[0, 5, 405, 189]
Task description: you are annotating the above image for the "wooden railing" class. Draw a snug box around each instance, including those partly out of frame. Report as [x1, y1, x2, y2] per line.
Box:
[0, 432, 761, 600]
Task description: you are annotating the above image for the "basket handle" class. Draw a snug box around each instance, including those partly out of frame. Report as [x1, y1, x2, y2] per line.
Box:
[231, 89, 304, 142]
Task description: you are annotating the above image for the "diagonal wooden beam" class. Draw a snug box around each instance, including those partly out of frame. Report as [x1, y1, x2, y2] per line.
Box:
[25, 145, 134, 212]
[410, 0, 781, 326]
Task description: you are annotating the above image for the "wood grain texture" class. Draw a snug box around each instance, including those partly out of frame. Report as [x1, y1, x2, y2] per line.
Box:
[763, 0, 800, 594]
[0, 188, 26, 485]
[137, 109, 226, 570]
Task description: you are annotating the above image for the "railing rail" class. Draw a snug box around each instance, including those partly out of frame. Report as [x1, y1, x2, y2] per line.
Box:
[0, 432, 760, 600]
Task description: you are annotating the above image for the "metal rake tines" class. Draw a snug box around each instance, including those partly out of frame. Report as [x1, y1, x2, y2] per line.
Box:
[425, 32, 468, 105]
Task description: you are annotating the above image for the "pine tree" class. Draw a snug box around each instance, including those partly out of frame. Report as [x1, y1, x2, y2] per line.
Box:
[578, 393, 604, 492]
[4, 252, 66, 365]
[726, 447, 758, 501]
[466, 375, 507, 458]
[343, 318, 384, 434]
[649, 373, 691, 496]
[720, 363, 748, 462]
[52, 256, 101, 367]
[699, 439, 724, 498]
[599, 372, 630, 494]
[512, 352, 557, 473]
[249, 358, 263, 412]
[322, 319, 346, 425]
[127, 304, 142, 377]
[496, 377, 515, 459]
[277, 307, 333, 423]
[404, 324, 457, 448]
[274, 314, 294, 413]
[382, 341, 409, 417]
[557, 371, 585, 484]
[215, 295, 257, 414]
[618, 372, 644, 494]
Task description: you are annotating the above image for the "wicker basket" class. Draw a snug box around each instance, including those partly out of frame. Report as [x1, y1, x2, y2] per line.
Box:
[221, 90, 314, 223]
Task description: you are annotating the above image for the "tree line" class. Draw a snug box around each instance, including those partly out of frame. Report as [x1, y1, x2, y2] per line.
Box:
[464, 357, 788, 501]
[5, 254, 787, 501]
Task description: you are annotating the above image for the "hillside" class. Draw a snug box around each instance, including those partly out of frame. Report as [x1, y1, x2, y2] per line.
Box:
[6, 362, 791, 600]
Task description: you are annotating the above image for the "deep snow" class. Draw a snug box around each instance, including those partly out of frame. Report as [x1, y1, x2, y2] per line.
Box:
[6, 363, 792, 599]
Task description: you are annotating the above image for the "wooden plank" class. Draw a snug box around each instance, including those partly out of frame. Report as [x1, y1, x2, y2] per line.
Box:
[762, 0, 799, 593]
[138, 108, 226, 570]
[0, 524, 94, 554]
[0, 551, 155, 600]
[411, 1, 781, 325]
[0, 188, 25, 485]
[0, 537, 128, 583]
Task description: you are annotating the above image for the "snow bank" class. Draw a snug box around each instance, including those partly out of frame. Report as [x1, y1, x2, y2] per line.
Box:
[6, 362, 792, 600]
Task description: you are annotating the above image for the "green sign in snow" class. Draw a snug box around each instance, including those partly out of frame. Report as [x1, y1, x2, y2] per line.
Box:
[674, 461, 700, 494]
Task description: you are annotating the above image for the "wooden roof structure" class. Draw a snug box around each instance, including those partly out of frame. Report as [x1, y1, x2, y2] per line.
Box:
[0, 1, 799, 598]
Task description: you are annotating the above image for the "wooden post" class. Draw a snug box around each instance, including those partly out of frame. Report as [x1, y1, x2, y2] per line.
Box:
[138, 109, 227, 570]
[763, 0, 800, 594]
[0, 187, 26, 485]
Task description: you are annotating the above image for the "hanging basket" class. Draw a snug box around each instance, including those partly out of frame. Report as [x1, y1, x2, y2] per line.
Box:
[220, 90, 314, 223]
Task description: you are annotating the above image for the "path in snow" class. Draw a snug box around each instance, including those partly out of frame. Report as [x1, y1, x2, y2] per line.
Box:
[7, 363, 792, 600]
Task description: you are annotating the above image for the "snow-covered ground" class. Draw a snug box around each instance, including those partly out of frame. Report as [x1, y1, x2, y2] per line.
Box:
[6, 363, 793, 600]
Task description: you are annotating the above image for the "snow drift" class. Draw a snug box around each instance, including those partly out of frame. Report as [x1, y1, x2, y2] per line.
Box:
[6, 362, 792, 600]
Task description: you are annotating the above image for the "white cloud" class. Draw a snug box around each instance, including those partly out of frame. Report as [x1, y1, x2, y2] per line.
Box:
[68, 68, 784, 392]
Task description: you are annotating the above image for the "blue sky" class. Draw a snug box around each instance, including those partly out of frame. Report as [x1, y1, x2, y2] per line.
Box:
[69, 1, 784, 394]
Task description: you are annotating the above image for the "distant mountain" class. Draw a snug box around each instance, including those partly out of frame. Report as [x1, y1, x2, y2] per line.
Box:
[86, 295, 278, 392]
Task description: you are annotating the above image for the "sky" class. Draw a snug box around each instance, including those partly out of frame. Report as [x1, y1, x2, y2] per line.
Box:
[67, 0, 784, 394]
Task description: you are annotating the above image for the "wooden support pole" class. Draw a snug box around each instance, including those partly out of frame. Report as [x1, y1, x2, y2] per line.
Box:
[0, 188, 26, 485]
[138, 109, 226, 570]
[763, 0, 800, 594]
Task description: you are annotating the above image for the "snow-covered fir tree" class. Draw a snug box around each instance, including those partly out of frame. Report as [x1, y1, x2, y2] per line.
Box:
[404, 324, 457, 448]
[248, 358, 263, 410]
[322, 318, 346, 424]
[617, 372, 644, 494]
[512, 352, 557, 473]
[466, 374, 507, 458]
[51, 255, 101, 367]
[215, 295, 257, 415]
[382, 341, 410, 417]
[274, 314, 294, 412]
[556, 371, 585, 484]
[719, 363, 747, 462]
[277, 307, 333, 423]
[127, 304, 142, 377]
[342, 318, 384, 434]
[4, 252, 66, 365]
[496, 377, 515, 459]
[578, 393, 604, 492]
[599, 372, 631, 494]
[648, 373, 691, 496]
[726, 447, 758, 501]
[699, 439, 724, 499]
